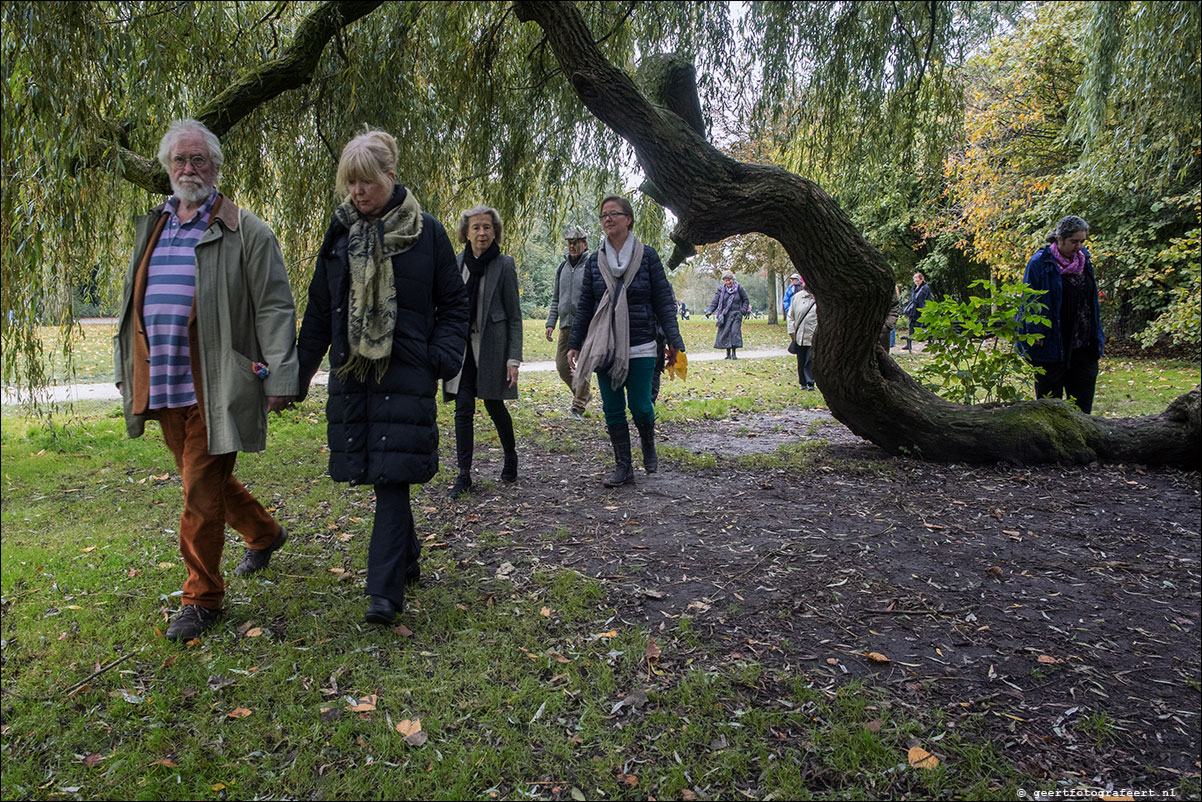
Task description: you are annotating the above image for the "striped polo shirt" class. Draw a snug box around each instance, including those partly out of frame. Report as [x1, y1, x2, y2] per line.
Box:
[144, 190, 216, 409]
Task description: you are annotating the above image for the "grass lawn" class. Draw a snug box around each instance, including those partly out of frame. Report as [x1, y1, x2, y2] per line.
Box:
[1, 325, 1197, 800]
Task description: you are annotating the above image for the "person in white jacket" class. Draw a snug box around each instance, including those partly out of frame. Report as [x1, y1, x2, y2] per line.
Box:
[786, 283, 817, 390]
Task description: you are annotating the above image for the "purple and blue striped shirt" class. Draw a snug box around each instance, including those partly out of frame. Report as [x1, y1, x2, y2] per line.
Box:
[144, 190, 216, 409]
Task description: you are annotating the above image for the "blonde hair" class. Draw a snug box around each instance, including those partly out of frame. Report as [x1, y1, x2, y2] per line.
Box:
[335, 127, 397, 197]
[458, 205, 504, 245]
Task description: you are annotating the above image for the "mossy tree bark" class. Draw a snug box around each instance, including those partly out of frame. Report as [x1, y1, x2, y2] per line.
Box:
[513, 0, 1199, 468]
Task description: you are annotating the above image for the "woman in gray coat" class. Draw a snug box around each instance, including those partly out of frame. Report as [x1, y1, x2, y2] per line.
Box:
[705, 270, 751, 358]
[444, 205, 523, 498]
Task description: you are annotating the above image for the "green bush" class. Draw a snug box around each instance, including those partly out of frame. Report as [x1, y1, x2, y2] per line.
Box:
[915, 279, 1050, 405]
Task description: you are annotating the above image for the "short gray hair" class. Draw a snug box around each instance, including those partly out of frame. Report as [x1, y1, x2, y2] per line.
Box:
[157, 119, 223, 178]
[458, 205, 503, 245]
[1047, 215, 1089, 244]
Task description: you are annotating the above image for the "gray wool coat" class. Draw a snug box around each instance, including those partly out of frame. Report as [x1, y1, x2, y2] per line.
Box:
[444, 252, 523, 401]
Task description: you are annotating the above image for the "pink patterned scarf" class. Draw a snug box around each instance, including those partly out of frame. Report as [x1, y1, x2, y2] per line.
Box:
[1050, 243, 1085, 276]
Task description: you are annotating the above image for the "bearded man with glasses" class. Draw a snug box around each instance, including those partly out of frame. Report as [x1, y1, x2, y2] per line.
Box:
[114, 119, 299, 641]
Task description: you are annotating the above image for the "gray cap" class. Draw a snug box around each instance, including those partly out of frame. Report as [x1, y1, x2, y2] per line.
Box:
[564, 225, 588, 241]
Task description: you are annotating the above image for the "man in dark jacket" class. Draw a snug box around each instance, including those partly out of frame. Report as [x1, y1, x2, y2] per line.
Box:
[545, 226, 592, 419]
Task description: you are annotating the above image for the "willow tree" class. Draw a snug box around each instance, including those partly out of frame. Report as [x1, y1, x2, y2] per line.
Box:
[2, 1, 1197, 466]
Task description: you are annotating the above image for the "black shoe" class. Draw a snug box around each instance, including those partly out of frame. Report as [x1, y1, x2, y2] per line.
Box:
[449, 474, 472, 498]
[165, 604, 221, 641]
[365, 596, 397, 625]
[730, 350, 738, 359]
[500, 450, 517, 482]
[234, 526, 287, 576]
[634, 419, 658, 474]
[603, 423, 635, 487]
[406, 563, 421, 585]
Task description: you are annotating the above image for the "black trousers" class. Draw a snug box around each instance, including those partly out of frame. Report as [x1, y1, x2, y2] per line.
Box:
[454, 348, 515, 474]
[367, 483, 418, 607]
[1032, 347, 1100, 414]
[795, 345, 814, 386]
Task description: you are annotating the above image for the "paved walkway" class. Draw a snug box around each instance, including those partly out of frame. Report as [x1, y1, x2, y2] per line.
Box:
[2, 343, 923, 407]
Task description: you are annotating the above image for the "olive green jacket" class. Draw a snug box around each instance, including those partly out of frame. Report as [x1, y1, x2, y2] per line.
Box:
[113, 195, 299, 454]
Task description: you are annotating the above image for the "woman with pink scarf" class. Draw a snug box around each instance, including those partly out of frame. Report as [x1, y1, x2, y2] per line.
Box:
[1017, 215, 1105, 414]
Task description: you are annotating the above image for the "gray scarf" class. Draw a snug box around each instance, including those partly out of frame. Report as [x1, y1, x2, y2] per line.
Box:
[574, 236, 643, 391]
[332, 188, 423, 381]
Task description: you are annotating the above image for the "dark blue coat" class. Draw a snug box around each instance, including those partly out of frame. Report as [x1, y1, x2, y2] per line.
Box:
[297, 189, 469, 486]
[568, 243, 685, 353]
[1017, 245, 1104, 364]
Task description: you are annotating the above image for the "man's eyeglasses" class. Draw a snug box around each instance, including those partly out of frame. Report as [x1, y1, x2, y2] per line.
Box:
[599, 211, 629, 221]
[170, 154, 210, 170]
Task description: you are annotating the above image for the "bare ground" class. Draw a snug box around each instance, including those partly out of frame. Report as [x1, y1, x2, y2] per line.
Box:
[429, 406, 1202, 789]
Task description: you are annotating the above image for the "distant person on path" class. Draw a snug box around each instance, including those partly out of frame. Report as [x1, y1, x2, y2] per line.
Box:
[881, 284, 901, 351]
[902, 270, 932, 351]
[705, 270, 751, 359]
[296, 127, 468, 626]
[787, 279, 818, 390]
[1018, 215, 1104, 414]
[545, 226, 592, 420]
[782, 272, 802, 314]
[114, 119, 299, 641]
[568, 195, 686, 486]
[445, 205, 523, 498]
[680, 300, 689, 320]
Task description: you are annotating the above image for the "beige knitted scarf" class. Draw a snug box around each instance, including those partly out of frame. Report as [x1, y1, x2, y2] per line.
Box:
[332, 188, 423, 382]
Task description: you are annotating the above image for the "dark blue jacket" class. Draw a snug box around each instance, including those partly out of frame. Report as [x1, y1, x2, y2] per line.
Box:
[904, 282, 932, 324]
[568, 243, 685, 353]
[297, 188, 469, 486]
[1017, 245, 1104, 364]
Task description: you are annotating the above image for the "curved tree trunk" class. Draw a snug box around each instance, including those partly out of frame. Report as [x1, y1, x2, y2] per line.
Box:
[513, 0, 1200, 468]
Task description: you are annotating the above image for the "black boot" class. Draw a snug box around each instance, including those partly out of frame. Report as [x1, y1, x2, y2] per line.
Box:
[730, 348, 738, 359]
[500, 449, 518, 482]
[724, 348, 731, 359]
[449, 473, 472, 498]
[634, 419, 658, 474]
[603, 422, 635, 487]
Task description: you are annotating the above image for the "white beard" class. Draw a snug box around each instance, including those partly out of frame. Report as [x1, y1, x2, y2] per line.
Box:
[171, 176, 214, 204]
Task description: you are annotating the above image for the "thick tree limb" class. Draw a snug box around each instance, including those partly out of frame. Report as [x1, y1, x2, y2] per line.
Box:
[512, 0, 1200, 468]
[89, 0, 384, 195]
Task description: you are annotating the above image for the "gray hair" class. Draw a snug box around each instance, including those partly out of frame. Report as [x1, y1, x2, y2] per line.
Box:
[721, 270, 735, 280]
[1047, 215, 1089, 244]
[458, 205, 503, 245]
[157, 119, 224, 179]
[335, 127, 397, 198]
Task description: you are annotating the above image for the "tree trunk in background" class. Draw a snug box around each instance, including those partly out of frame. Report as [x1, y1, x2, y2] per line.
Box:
[513, 0, 1200, 468]
[767, 266, 779, 325]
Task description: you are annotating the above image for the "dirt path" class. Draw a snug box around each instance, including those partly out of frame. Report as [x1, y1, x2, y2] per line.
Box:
[429, 408, 1201, 787]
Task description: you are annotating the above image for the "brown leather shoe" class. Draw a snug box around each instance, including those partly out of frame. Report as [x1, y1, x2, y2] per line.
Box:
[234, 527, 287, 576]
[165, 604, 221, 641]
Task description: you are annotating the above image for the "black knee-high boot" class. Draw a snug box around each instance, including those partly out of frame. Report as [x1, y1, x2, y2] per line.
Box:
[634, 419, 658, 474]
[603, 422, 635, 487]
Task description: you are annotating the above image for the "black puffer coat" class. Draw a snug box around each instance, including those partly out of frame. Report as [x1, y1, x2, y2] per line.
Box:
[568, 244, 685, 353]
[297, 186, 469, 486]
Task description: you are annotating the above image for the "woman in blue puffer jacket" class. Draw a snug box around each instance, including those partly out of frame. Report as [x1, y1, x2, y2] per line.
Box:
[568, 195, 686, 487]
[1017, 215, 1104, 414]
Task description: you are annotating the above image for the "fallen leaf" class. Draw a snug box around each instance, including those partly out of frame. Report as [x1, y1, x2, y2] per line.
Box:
[347, 694, 378, 712]
[212, 783, 227, 792]
[161, 654, 178, 668]
[393, 624, 414, 637]
[865, 652, 890, 663]
[645, 638, 662, 664]
[81, 546, 96, 553]
[404, 731, 429, 747]
[396, 718, 422, 737]
[617, 773, 638, 788]
[149, 758, 178, 768]
[547, 651, 571, 664]
[540, 606, 553, 617]
[593, 630, 618, 639]
[826, 657, 839, 666]
[244, 627, 264, 638]
[227, 707, 252, 719]
[1037, 655, 1062, 664]
[908, 745, 940, 770]
[864, 719, 884, 733]
[81, 753, 104, 767]
[681, 791, 699, 801]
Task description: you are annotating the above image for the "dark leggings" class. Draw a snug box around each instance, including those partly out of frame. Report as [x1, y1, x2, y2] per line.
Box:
[795, 345, 814, 386]
[454, 350, 515, 474]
